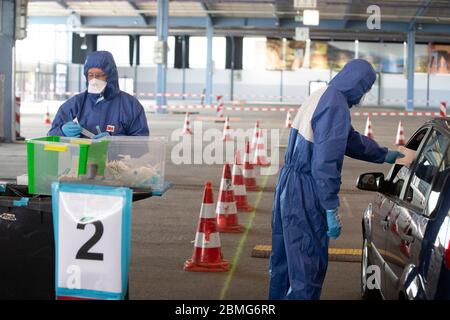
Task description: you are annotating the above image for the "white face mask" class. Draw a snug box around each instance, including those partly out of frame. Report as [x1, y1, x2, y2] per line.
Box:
[87, 78, 107, 94]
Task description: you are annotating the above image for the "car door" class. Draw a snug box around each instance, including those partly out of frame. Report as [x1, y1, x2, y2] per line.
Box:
[367, 127, 430, 297]
[369, 185, 391, 294]
[384, 128, 450, 300]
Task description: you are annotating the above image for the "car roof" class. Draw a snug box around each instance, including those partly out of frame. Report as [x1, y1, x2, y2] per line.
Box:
[424, 117, 450, 138]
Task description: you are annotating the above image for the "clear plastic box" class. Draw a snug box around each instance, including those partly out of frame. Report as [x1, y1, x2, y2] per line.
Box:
[102, 136, 167, 191]
[27, 136, 109, 195]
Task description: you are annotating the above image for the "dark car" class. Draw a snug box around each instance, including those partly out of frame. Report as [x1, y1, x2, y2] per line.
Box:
[358, 118, 450, 300]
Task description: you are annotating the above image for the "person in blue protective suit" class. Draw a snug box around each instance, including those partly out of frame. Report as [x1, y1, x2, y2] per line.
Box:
[48, 51, 149, 138]
[268, 59, 404, 300]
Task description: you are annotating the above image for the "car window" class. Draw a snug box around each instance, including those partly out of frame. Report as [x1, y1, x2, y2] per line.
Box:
[390, 166, 409, 197]
[386, 127, 430, 198]
[405, 129, 449, 213]
[426, 144, 450, 215]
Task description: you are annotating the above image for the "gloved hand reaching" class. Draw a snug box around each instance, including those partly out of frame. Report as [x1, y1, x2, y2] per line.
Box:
[93, 132, 110, 139]
[61, 121, 82, 137]
[384, 150, 405, 164]
[326, 208, 342, 240]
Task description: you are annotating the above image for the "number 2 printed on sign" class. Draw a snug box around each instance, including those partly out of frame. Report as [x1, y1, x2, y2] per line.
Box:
[76, 221, 104, 261]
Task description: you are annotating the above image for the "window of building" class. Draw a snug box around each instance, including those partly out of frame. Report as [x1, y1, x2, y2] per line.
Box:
[243, 37, 266, 70]
[119, 77, 134, 95]
[15, 24, 69, 63]
[189, 36, 226, 69]
[97, 35, 130, 66]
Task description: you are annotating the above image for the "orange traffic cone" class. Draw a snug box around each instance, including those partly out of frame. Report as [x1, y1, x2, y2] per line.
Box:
[216, 163, 243, 233]
[184, 182, 230, 272]
[285, 111, 292, 128]
[232, 151, 254, 212]
[253, 126, 270, 167]
[183, 112, 193, 135]
[364, 115, 374, 139]
[216, 95, 225, 119]
[243, 140, 261, 192]
[440, 101, 447, 118]
[222, 116, 232, 141]
[251, 120, 260, 150]
[44, 108, 52, 125]
[395, 120, 405, 146]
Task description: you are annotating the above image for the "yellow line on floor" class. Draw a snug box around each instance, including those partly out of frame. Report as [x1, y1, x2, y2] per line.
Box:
[252, 245, 362, 256]
[329, 248, 362, 256]
[253, 244, 272, 251]
[219, 174, 270, 300]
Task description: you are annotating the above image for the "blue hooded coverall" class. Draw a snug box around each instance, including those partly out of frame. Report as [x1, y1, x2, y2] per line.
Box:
[269, 59, 389, 300]
[48, 51, 149, 137]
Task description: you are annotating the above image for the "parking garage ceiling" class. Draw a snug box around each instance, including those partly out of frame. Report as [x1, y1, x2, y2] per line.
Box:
[27, 0, 450, 42]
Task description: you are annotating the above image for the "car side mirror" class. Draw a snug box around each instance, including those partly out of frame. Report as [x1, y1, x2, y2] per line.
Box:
[356, 172, 385, 191]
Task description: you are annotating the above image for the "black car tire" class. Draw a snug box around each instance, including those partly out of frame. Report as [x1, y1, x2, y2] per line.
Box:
[361, 237, 382, 300]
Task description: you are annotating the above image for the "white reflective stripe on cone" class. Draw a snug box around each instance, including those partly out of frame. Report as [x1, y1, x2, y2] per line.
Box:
[199, 203, 216, 219]
[233, 184, 246, 195]
[251, 131, 259, 148]
[243, 168, 255, 178]
[232, 164, 240, 176]
[216, 201, 237, 215]
[251, 139, 258, 149]
[194, 232, 221, 248]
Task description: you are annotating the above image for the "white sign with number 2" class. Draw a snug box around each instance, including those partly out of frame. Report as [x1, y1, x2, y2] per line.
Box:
[52, 183, 132, 300]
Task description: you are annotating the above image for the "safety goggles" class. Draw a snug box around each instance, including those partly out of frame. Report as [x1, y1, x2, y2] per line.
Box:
[87, 72, 107, 80]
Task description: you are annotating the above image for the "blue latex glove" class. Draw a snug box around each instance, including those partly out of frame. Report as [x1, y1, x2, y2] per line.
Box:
[384, 150, 405, 164]
[326, 209, 342, 240]
[62, 121, 82, 137]
[93, 132, 110, 139]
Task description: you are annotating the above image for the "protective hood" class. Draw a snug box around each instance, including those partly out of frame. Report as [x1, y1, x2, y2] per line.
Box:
[329, 59, 376, 107]
[84, 51, 120, 100]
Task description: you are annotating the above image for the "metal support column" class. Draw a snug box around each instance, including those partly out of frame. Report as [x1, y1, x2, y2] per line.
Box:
[182, 36, 186, 100]
[406, 30, 415, 111]
[205, 16, 213, 105]
[229, 37, 235, 101]
[377, 72, 381, 106]
[0, 0, 15, 142]
[156, 0, 168, 113]
[132, 35, 139, 96]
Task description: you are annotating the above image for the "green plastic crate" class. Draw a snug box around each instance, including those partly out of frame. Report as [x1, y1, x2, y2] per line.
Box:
[27, 136, 109, 195]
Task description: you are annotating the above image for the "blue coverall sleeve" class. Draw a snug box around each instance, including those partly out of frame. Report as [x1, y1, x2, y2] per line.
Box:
[47, 99, 78, 136]
[311, 104, 351, 210]
[345, 126, 388, 163]
[125, 99, 149, 136]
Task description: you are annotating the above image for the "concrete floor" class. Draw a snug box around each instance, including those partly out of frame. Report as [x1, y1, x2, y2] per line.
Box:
[0, 105, 433, 300]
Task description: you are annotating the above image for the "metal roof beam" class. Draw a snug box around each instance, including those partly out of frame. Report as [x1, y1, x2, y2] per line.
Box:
[200, 0, 213, 23]
[127, 0, 149, 25]
[27, 15, 450, 34]
[56, 0, 69, 10]
[342, 0, 353, 29]
[409, 0, 433, 30]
